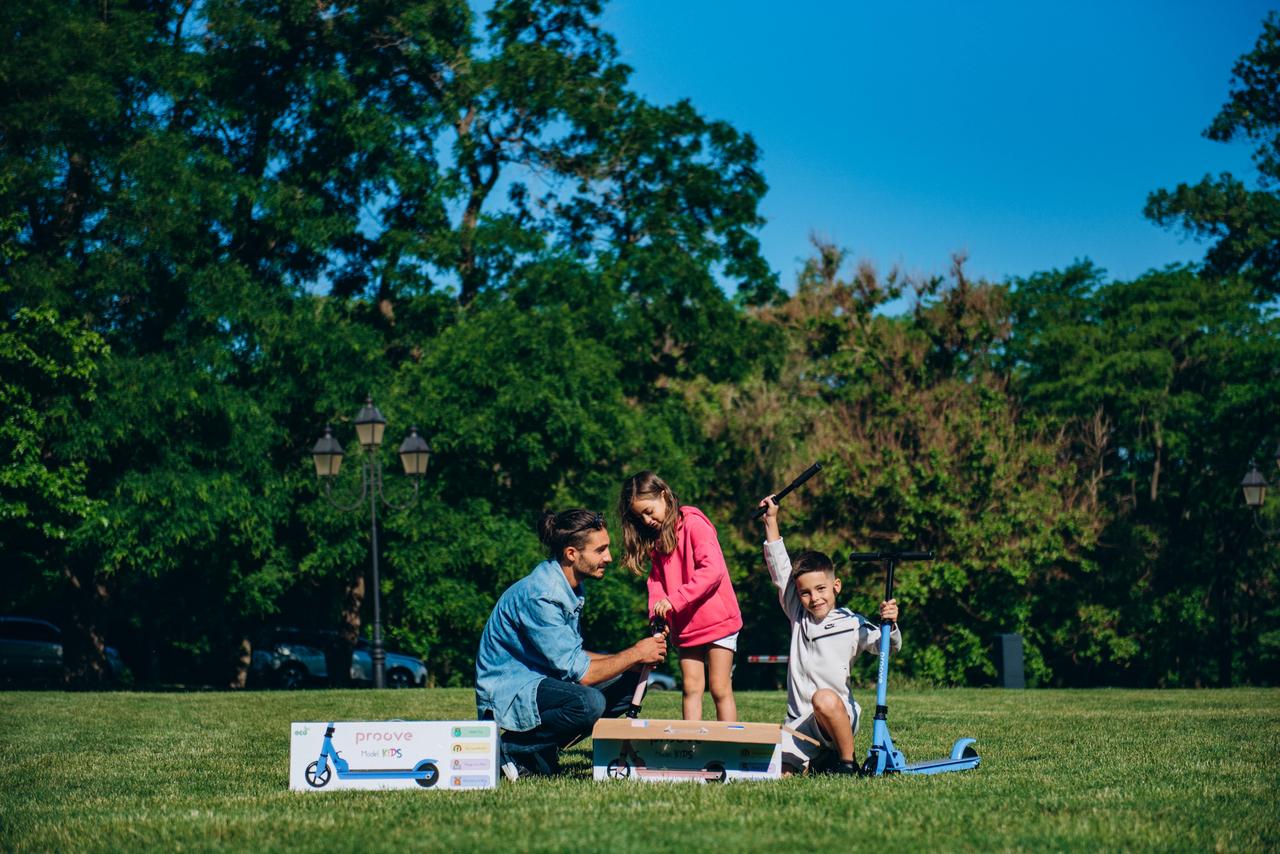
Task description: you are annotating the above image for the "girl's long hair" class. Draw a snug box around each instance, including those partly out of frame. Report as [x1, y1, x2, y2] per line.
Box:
[618, 471, 680, 576]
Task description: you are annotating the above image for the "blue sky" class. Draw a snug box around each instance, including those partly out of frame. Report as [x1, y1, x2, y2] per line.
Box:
[600, 1, 1272, 290]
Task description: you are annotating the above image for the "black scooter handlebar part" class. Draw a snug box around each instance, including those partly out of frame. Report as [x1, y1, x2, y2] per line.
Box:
[750, 463, 823, 520]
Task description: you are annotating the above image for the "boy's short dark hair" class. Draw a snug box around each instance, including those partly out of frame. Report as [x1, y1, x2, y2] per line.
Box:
[792, 550, 835, 580]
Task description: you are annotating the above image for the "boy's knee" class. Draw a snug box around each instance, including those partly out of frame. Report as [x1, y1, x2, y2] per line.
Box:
[811, 689, 842, 715]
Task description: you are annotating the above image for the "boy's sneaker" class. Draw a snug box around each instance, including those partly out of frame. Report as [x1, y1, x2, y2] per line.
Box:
[828, 759, 859, 777]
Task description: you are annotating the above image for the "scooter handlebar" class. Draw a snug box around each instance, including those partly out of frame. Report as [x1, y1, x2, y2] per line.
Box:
[845, 550, 934, 562]
[750, 463, 822, 520]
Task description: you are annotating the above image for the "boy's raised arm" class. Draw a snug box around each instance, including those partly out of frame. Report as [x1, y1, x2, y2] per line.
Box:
[758, 496, 794, 613]
[761, 495, 782, 544]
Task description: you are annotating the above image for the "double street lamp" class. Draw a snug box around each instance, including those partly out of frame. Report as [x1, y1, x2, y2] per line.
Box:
[311, 395, 430, 688]
[1240, 441, 1280, 539]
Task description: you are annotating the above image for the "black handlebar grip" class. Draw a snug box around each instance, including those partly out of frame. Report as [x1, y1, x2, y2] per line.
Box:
[750, 463, 823, 520]
[846, 550, 935, 562]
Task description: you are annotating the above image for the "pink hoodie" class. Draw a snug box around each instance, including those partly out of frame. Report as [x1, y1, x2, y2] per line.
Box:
[647, 506, 744, 648]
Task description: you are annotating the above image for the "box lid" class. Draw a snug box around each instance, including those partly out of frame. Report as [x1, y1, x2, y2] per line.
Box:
[591, 718, 781, 744]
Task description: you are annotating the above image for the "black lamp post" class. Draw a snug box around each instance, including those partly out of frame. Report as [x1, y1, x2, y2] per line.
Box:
[1222, 441, 1280, 688]
[1239, 440, 1280, 539]
[311, 395, 430, 688]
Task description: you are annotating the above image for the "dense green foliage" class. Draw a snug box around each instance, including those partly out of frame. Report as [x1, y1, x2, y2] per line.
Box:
[1, 2, 1276, 688]
[3, 688, 1278, 850]
[1146, 12, 1280, 295]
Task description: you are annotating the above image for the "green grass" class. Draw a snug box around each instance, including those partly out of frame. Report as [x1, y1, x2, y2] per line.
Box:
[3, 687, 1277, 852]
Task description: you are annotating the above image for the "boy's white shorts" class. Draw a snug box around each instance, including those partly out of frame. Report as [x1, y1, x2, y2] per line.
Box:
[780, 700, 862, 770]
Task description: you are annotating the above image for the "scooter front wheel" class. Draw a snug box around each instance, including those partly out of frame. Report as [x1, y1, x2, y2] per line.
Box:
[414, 760, 440, 788]
[305, 760, 331, 788]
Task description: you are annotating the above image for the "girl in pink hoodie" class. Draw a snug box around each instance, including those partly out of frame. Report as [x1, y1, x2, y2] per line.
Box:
[619, 471, 743, 721]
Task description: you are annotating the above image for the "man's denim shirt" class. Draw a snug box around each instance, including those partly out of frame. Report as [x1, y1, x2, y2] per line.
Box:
[475, 560, 592, 732]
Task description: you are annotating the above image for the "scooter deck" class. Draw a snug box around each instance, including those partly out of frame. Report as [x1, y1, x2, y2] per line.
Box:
[901, 755, 981, 775]
[633, 768, 724, 782]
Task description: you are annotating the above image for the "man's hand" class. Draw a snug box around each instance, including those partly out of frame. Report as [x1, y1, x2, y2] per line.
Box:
[653, 598, 674, 619]
[582, 633, 667, 685]
[634, 634, 667, 665]
[879, 599, 899, 623]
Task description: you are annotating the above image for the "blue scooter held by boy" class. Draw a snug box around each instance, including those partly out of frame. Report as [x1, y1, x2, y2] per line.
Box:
[305, 722, 440, 788]
[848, 551, 981, 776]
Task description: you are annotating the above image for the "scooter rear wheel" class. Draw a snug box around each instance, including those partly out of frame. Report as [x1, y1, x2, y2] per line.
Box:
[414, 760, 440, 788]
[305, 760, 331, 788]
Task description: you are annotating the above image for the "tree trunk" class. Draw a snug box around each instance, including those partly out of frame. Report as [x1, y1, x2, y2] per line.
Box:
[329, 571, 364, 687]
[1150, 422, 1163, 503]
[228, 636, 252, 689]
[59, 563, 112, 690]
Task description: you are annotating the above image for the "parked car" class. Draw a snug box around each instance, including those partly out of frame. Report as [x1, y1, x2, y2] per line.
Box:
[646, 670, 677, 690]
[249, 627, 428, 689]
[0, 616, 127, 687]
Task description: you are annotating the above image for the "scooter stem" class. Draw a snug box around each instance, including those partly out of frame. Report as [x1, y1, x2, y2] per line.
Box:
[874, 558, 896, 713]
[627, 616, 668, 719]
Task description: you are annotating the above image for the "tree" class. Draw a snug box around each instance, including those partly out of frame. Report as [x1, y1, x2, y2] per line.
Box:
[1145, 12, 1280, 295]
[0, 290, 112, 685]
[1006, 261, 1280, 685]
[686, 243, 1097, 686]
[1, 0, 775, 685]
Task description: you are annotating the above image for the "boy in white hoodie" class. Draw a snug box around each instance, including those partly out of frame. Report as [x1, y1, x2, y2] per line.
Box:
[758, 495, 900, 775]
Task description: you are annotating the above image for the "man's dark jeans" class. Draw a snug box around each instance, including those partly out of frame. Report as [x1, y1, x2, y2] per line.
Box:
[501, 671, 641, 775]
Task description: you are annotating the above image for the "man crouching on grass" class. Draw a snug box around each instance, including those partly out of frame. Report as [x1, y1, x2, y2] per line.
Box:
[476, 508, 667, 780]
[757, 495, 900, 776]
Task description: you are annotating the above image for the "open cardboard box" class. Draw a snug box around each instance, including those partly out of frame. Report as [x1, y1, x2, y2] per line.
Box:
[591, 718, 782, 783]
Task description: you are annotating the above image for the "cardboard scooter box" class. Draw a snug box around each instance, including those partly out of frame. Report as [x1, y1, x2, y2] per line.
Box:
[289, 720, 499, 791]
[591, 718, 782, 783]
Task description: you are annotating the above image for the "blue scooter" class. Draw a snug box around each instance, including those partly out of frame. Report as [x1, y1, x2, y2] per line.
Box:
[847, 551, 981, 776]
[305, 722, 440, 788]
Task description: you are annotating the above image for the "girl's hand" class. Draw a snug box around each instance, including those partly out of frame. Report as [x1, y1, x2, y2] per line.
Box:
[880, 599, 899, 623]
[654, 598, 674, 619]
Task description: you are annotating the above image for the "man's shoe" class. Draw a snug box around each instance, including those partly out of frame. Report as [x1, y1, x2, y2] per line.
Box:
[827, 759, 859, 776]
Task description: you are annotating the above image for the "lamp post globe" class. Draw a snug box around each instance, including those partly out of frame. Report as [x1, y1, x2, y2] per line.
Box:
[311, 425, 345, 478]
[1241, 465, 1267, 509]
[398, 427, 431, 477]
[354, 394, 387, 449]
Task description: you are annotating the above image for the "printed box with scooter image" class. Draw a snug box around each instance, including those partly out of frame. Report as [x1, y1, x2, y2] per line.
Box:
[289, 720, 499, 791]
[591, 718, 782, 783]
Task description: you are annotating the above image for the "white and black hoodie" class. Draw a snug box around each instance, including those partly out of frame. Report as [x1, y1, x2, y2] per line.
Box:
[763, 538, 902, 726]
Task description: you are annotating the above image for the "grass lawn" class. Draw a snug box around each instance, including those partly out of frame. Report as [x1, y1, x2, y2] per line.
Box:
[3, 686, 1277, 852]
